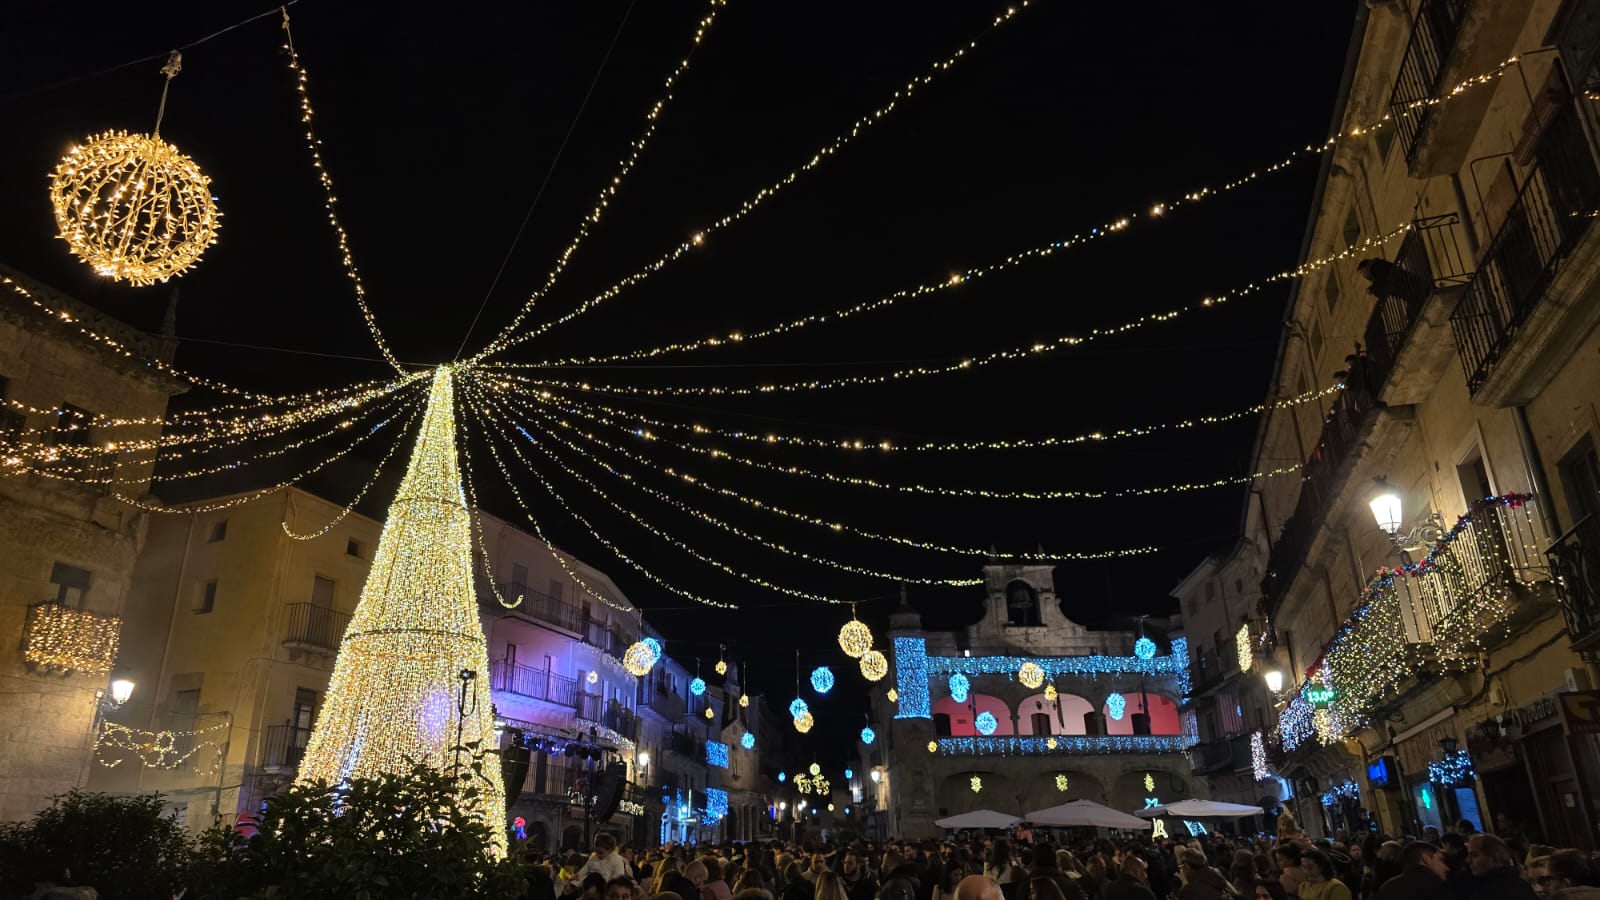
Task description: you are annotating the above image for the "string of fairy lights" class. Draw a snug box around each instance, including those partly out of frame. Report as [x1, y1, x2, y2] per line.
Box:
[281, 401, 425, 540]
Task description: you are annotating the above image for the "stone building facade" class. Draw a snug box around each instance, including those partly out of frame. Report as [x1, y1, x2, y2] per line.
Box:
[0, 265, 184, 823]
[874, 564, 1199, 837]
[1190, 0, 1600, 846]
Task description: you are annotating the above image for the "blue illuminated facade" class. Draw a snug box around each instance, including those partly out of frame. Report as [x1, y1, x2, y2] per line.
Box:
[704, 787, 728, 823]
[892, 637, 931, 719]
[706, 741, 729, 768]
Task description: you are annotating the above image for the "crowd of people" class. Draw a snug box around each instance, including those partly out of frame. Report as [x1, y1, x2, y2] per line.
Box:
[521, 812, 1600, 900]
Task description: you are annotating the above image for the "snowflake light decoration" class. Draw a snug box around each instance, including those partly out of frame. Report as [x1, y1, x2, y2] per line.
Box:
[970, 776, 983, 793]
[1044, 684, 1058, 701]
[1055, 774, 1069, 792]
[624, 640, 660, 676]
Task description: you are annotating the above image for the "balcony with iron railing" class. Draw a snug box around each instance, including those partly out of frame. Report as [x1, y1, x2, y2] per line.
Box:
[491, 658, 578, 709]
[22, 600, 120, 675]
[259, 723, 311, 772]
[1387, 0, 1469, 168]
[1551, 514, 1600, 652]
[1187, 735, 1251, 776]
[1362, 214, 1475, 403]
[637, 680, 685, 723]
[1449, 75, 1600, 403]
[282, 603, 350, 655]
[493, 582, 583, 633]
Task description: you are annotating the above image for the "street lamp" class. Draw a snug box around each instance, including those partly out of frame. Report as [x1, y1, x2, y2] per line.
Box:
[1368, 477, 1444, 552]
[869, 769, 881, 783]
[1264, 670, 1285, 694]
[110, 679, 135, 706]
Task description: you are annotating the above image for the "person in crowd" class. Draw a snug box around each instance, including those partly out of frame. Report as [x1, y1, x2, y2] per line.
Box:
[1467, 835, 1537, 900]
[607, 878, 641, 900]
[883, 851, 922, 894]
[1274, 845, 1306, 899]
[1103, 856, 1157, 900]
[1176, 848, 1237, 900]
[735, 871, 767, 896]
[1231, 849, 1258, 897]
[702, 861, 733, 900]
[1297, 849, 1351, 900]
[1374, 841, 1453, 900]
[579, 873, 610, 900]
[1542, 849, 1600, 899]
[572, 835, 632, 890]
[817, 871, 852, 900]
[656, 859, 692, 898]
[842, 851, 880, 900]
[932, 866, 964, 900]
[985, 841, 1029, 900]
[782, 863, 814, 900]
[1026, 845, 1083, 900]
[879, 877, 919, 900]
[805, 854, 832, 885]
[955, 876, 1004, 900]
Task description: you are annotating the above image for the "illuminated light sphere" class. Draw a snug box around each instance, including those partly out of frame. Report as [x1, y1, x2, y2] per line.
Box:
[970, 776, 983, 794]
[293, 369, 505, 855]
[948, 673, 970, 703]
[828, 803, 835, 811]
[838, 618, 874, 658]
[794, 712, 815, 733]
[789, 697, 809, 718]
[585, 670, 599, 685]
[690, 677, 707, 696]
[1044, 684, 1058, 701]
[927, 741, 938, 753]
[860, 650, 888, 682]
[643, 637, 663, 657]
[975, 711, 999, 735]
[860, 726, 876, 745]
[1056, 774, 1069, 792]
[1018, 662, 1045, 689]
[715, 660, 728, 675]
[49, 130, 222, 286]
[738, 693, 749, 708]
[1106, 692, 1127, 720]
[844, 768, 853, 779]
[704, 706, 714, 719]
[623, 641, 659, 677]
[741, 732, 755, 750]
[1134, 637, 1157, 660]
[778, 772, 787, 783]
[810, 666, 835, 694]
[886, 687, 898, 703]
[809, 763, 821, 776]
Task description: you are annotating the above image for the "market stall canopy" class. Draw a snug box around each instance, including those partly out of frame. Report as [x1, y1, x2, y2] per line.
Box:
[1024, 800, 1149, 829]
[934, 809, 1022, 829]
[1135, 799, 1263, 819]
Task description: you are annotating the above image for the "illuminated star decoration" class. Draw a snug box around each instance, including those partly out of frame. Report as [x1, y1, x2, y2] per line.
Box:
[715, 658, 728, 676]
[624, 640, 660, 676]
[1044, 684, 1058, 701]
[1106, 692, 1127, 720]
[690, 677, 707, 696]
[860, 726, 876, 745]
[970, 776, 983, 793]
[1134, 636, 1157, 660]
[844, 768, 853, 779]
[741, 732, 756, 750]
[1144, 772, 1155, 792]
[1055, 774, 1069, 792]
[975, 711, 999, 735]
[811, 666, 835, 694]
[948, 673, 970, 703]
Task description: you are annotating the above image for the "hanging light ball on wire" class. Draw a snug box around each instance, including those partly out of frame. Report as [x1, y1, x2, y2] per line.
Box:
[794, 712, 815, 734]
[49, 130, 220, 286]
[1018, 661, 1045, 689]
[789, 697, 809, 719]
[715, 659, 728, 675]
[623, 640, 660, 676]
[859, 650, 888, 682]
[838, 617, 874, 658]
[810, 666, 835, 694]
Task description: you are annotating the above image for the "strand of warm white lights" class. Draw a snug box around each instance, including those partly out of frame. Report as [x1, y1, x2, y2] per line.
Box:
[489, 223, 1408, 397]
[462, 385, 738, 609]
[537, 381, 1341, 454]
[469, 1, 1041, 363]
[470, 0, 728, 359]
[281, 9, 404, 373]
[483, 394, 849, 604]
[533, 390, 1304, 500]
[457, 394, 534, 610]
[281, 402, 423, 540]
[487, 392, 1157, 561]
[482, 54, 1516, 366]
[111, 407, 408, 514]
[0, 274, 274, 400]
[482, 388, 983, 587]
[9, 390, 414, 488]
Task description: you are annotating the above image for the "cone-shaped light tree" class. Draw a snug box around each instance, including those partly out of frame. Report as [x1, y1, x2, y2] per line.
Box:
[296, 366, 505, 852]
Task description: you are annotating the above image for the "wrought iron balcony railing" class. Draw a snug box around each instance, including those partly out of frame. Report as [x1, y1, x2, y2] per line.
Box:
[490, 658, 578, 709]
[637, 680, 685, 723]
[494, 582, 584, 633]
[283, 602, 350, 653]
[259, 723, 311, 771]
[1450, 88, 1600, 395]
[1551, 514, 1600, 652]
[23, 601, 120, 675]
[1362, 214, 1475, 394]
[1387, 0, 1470, 164]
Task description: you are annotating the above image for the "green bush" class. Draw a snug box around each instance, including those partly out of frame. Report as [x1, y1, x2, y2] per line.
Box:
[188, 755, 522, 900]
[5, 790, 192, 900]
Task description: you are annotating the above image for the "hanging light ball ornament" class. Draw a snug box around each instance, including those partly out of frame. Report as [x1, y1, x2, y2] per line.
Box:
[704, 706, 714, 719]
[860, 650, 888, 682]
[975, 711, 999, 735]
[927, 741, 938, 753]
[789, 697, 809, 719]
[623, 640, 660, 676]
[809, 763, 821, 776]
[1134, 636, 1157, 660]
[738, 693, 750, 708]
[690, 677, 707, 696]
[794, 712, 815, 734]
[887, 688, 898, 703]
[860, 726, 876, 745]
[1044, 684, 1058, 701]
[1018, 661, 1045, 689]
[948, 673, 970, 703]
[715, 659, 728, 675]
[838, 618, 873, 659]
[741, 732, 755, 750]
[810, 666, 835, 694]
[49, 130, 221, 287]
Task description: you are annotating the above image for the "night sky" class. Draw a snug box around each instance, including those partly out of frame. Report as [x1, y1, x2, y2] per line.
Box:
[2, 1, 1356, 761]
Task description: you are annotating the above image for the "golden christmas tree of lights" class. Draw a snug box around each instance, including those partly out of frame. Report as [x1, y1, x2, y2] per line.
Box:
[296, 366, 505, 852]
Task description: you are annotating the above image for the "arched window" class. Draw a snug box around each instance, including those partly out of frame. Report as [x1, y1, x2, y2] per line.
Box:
[1030, 712, 1052, 735]
[1006, 580, 1042, 626]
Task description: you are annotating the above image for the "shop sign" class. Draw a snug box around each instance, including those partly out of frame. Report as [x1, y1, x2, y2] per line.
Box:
[1557, 691, 1600, 735]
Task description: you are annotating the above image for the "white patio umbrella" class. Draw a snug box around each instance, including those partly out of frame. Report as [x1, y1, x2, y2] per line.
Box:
[1135, 799, 1263, 819]
[1024, 799, 1149, 829]
[934, 809, 1022, 829]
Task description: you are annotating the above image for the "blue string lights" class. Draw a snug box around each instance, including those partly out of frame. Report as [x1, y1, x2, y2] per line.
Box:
[893, 637, 931, 719]
[948, 673, 970, 703]
[934, 735, 1190, 756]
[1320, 781, 1360, 806]
[811, 666, 835, 694]
[975, 711, 999, 735]
[705, 787, 728, 823]
[706, 741, 730, 768]
[1428, 749, 1475, 788]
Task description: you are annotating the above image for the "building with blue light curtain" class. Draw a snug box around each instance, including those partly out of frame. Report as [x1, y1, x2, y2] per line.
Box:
[869, 563, 1200, 836]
